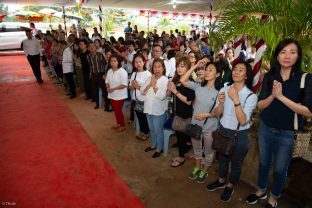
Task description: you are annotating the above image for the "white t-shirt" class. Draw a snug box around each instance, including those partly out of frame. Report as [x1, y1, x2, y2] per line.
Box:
[130, 70, 151, 101]
[125, 50, 136, 74]
[105, 67, 128, 100]
[140, 76, 168, 116]
[22, 38, 42, 56]
[164, 58, 176, 79]
[62, 47, 74, 73]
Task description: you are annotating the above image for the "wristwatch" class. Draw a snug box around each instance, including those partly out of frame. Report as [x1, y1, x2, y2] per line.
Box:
[234, 103, 241, 107]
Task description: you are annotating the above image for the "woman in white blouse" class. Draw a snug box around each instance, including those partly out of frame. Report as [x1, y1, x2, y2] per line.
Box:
[129, 53, 151, 140]
[206, 60, 258, 202]
[141, 58, 169, 158]
[105, 54, 128, 132]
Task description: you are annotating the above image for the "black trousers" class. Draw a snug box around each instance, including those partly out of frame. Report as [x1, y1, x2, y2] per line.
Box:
[82, 68, 92, 99]
[54, 63, 63, 78]
[102, 84, 111, 110]
[176, 131, 190, 157]
[27, 54, 42, 82]
[135, 110, 149, 135]
[64, 73, 76, 96]
[91, 73, 105, 107]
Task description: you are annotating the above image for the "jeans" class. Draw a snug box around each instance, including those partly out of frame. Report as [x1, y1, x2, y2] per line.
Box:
[257, 120, 294, 199]
[146, 113, 167, 151]
[218, 125, 249, 185]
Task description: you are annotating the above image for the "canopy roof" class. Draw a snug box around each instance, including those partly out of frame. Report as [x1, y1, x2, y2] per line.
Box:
[2, 0, 217, 15]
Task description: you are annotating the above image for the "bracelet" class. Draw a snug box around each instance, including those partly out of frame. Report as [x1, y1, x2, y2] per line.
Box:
[175, 91, 180, 96]
[234, 103, 241, 107]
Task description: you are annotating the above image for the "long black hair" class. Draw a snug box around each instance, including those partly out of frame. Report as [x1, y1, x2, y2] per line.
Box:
[267, 38, 302, 89]
[228, 60, 254, 90]
[132, 53, 146, 72]
[200, 62, 223, 90]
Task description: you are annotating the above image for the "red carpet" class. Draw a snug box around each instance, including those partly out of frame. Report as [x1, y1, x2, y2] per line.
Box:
[0, 56, 145, 208]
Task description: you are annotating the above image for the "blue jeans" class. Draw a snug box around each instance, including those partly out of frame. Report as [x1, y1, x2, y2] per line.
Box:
[257, 120, 294, 199]
[146, 113, 167, 151]
[218, 125, 249, 185]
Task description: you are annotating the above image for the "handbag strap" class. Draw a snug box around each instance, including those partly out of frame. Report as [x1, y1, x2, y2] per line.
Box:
[233, 92, 254, 136]
[133, 72, 138, 100]
[203, 93, 218, 125]
[294, 73, 307, 137]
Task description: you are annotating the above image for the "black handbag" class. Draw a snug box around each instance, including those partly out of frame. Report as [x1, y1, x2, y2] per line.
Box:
[212, 93, 253, 156]
[185, 96, 217, 140]
[132, 72, 145, 113]
[211, 126, 238, 156]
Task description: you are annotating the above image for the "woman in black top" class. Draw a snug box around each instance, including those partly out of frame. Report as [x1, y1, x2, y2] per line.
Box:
[246, 39, 312, 208]
[167, 56, 195, 167]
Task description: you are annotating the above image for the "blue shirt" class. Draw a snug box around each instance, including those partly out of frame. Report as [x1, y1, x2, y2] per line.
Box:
[200, 45, 210, 56]
[124, 26, 132, 33]
[259, 72, 312, 130]
[218, 85, 258, 130]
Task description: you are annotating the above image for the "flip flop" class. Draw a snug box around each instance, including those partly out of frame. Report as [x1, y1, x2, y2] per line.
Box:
[171, 156, 179, 162]
[171, 159, 185, 168]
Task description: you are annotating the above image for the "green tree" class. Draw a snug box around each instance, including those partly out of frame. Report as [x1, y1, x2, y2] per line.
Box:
[214, 0, 312, 71]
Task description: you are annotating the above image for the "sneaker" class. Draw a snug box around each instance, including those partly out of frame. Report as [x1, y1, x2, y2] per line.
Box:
[196, 170, 208, 183]
[220, 187, 234, 202]
[188, 167, 201, 180]
[264, 202, 277, 208]
[206, 180, 226, 191]
[246, 192, 267, 205]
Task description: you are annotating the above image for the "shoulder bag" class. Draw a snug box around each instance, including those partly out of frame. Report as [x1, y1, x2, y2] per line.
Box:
[172, 93, 192, 133]
[292, 73, 311, 158]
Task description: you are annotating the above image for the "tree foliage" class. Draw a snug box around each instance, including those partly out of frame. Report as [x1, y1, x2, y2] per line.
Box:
[213, 0, 312, 71]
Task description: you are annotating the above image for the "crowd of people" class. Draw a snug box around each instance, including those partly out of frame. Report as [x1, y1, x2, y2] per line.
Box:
[23, 22, 312, 208]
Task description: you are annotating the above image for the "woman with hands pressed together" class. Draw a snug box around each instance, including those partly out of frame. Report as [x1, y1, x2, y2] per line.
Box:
[105, 54, 128, 132]
[246, 39, 312, 208]
[180, 59, 223, 183]
[167, 57, 195, 168]
[141, 58, 169, 158]
[206, 60, 257, 202]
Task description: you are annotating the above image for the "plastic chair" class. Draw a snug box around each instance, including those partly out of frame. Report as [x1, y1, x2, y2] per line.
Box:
[163, 129, 174, 157]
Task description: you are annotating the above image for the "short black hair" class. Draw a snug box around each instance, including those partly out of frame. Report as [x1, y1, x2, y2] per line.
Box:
[79, 39, 88, 46]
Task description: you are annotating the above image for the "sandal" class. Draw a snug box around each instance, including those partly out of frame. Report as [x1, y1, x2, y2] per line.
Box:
[145, 146, 156, 152]
[116, 126, 126, 132]
[140, 135, 149, 141]
[111, 124, 120, 129]
[171, 159, 185, 168]
[171, 156, 179, 162]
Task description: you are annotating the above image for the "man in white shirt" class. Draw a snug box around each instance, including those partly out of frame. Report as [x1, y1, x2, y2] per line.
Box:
[22, 30, 43, 84]
[123, 41, 136, 74]
[60, 41, 76, 99]
[146, 44, 163, 72]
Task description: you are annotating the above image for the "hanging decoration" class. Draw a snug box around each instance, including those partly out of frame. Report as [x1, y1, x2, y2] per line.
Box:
[15, 10, 43, 22]
[137, 10, 220, 20]
[139, 10, 145, 16]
